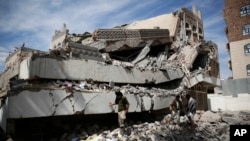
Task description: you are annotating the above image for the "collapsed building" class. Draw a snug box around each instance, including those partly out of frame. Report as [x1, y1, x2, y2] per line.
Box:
[0, 6, 220, 134]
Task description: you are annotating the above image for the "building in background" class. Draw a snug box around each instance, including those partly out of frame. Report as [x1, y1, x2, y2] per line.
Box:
[209, 0, 250, 112]
[224, 0, 250, 79]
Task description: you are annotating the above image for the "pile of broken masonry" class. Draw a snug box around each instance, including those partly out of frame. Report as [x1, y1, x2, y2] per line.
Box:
[45, 110, 250, 141]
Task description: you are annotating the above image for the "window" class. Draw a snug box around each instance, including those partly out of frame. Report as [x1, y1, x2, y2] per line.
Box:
[198, 27, 202, 34]
[185, 22, 190, 28]
[192, 25, 197, 32]
[245, 43, 250, 55]
[243, 24, 250, 35]
[57, 42, 61, 47]
[240, 5, 250, 17]
[247, 64, 250, 76]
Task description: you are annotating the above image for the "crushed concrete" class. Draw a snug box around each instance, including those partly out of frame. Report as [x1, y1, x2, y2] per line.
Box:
[6, 110, 249, 141]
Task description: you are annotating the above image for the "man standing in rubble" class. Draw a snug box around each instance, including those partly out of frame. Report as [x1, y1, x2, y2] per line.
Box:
[170, 94, 183, 124]
[109, 90, 130, 128]
[186, 93, 196, 128]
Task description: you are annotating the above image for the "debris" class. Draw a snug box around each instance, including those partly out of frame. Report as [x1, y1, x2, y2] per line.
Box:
[45, 110, 239, 141]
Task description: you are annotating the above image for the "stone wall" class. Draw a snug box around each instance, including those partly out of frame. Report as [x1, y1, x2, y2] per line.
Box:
[208, 78, 250, 111]
[208, 93, 250, 111]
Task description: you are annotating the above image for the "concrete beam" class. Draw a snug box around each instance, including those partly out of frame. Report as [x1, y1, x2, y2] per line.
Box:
[19, 57, 184, 84]
[183, 73, 221, 88]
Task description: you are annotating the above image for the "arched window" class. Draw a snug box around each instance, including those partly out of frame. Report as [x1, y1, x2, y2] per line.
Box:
[243, 24, 250, 35]
[245, 43, 250, 55]
[247, 64, 250, 76]
[240, 5, 250, 17]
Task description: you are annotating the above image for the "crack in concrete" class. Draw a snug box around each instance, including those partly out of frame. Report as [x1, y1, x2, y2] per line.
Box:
[75, 94, 99, 114]
[49, 91, 57, 116]
[49, 91, 76, 116]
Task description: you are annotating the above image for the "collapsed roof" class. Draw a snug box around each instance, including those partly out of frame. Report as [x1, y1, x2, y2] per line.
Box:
[0, 6, 220, 133]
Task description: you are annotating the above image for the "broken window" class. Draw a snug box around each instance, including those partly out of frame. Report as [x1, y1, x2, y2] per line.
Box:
[240, 5, 250, 17]
[247, 64, 250, 76]
[242, 24, 250, 35]
[192, 25, 197, 32]
[109, 47, 143, 62]
[108, 44, 167, 62]
[198, 27, 202, 34]
[191, 54, 209, 71]
[244, 43, 250, 55]
[199, 36, 203, 40]
[186, 30, 191, 39]
[57, 42, 61, 48]
[185, 22, 190, 29]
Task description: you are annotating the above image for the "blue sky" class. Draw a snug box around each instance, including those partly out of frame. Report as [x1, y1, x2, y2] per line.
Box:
[0, 0, 231, 79]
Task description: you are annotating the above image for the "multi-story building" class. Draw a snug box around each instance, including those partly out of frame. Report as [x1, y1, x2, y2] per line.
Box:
[214, 0, 250, 110]
[224, 0, 250, 79]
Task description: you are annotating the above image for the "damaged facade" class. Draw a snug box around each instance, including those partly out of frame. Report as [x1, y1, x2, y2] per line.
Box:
[0, 6, 220, 134]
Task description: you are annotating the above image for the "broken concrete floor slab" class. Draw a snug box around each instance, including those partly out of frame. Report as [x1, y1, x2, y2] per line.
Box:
[7, 89, 173, 118]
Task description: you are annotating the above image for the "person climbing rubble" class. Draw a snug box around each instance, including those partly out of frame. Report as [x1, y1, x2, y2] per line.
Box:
[170, 94, 183, 124]
[185, 93, 197, 129]
[109, 89, 130, 132]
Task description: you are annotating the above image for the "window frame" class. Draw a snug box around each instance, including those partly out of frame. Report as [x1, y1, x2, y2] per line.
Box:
[185, 22, 190, 29]
[245, 43, 250, 55]
[192, 25, 197, 32]
[240, 5, 250, 17]
[247, 64, 250, 76]
[242, 24, 250, 35]
[198, 27, 203, 34]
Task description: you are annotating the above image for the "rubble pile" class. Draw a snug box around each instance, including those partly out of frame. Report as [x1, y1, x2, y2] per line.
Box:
[16, 110, 246, 141]
[89, 111, 250, 141]
[10, 79, 183, 97]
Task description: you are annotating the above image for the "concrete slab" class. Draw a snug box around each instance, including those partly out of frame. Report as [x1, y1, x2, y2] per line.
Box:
[152, 95, 173, 110]
[19, 57, 184, 84]
[7, 89, 172, 118]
